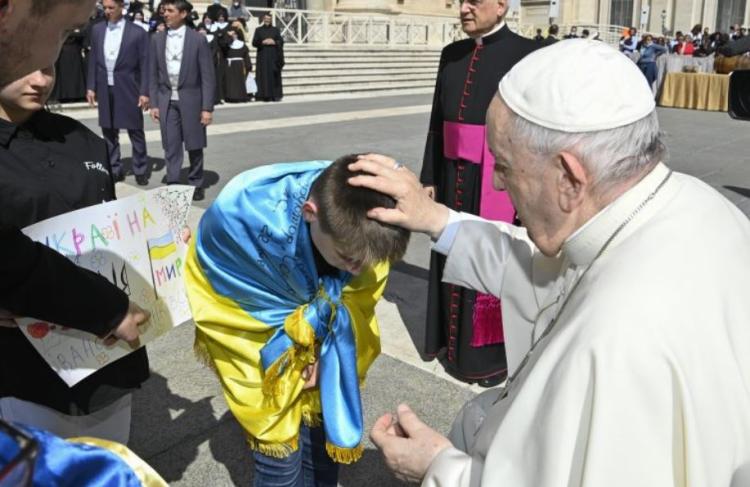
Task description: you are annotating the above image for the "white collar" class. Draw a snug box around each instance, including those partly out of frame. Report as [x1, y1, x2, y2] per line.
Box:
[215, 21, 228, 29]
[230, 39, 244, 49]
[168, 25, 186, 37]
[107, 17, 126, 29]
[563, 163, 673, 266]
[474, 21, 505, 45]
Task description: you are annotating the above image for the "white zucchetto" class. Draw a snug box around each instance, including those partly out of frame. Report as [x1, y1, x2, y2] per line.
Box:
[498, 39, 655, 133]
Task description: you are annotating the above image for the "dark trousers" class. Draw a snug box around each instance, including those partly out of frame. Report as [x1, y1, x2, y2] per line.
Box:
[102, 128, 148, 177]
[103, 92, 148, 177]
[164, 101, 204, 188]
[639, 61, 658, 88]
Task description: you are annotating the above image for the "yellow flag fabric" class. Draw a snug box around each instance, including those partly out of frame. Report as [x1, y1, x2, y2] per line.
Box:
[184, 240, 387, 459]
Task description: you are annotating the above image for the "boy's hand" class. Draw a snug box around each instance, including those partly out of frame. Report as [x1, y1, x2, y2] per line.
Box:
[301, 360, 319, 390]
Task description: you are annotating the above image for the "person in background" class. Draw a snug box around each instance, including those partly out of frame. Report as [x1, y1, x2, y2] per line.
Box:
[149, 1, 166, 31]
[543, 24, 559, 45]
[563, 25, 578, 39]
[676, 34, 695, 55]
[619, 26, 638, 56]
[0, 64, 150, 444]
[533, 28, 544, 42]
[253, 13, 284, 102]
[228, 0, 250, 21]
[133, 10, 150, 31]
[690, 23, 703, 44]
[669, 30, 683, 51]
[730, 23, 743, 40]
[419, 0, 537, 387]
[206, 0, 229, 22]
[50, 28, 88, 103]
[581, 28, 590, 39]
[637, 34, 667, 88]
[223, 27, 252, 103]
[87, 0, 151, 186]
[149, 0, 215, 201]
[127, 0, 144, 17]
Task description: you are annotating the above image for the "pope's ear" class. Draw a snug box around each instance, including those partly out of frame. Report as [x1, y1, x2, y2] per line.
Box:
[556, 151, 589, 212]
[302, 200, 318, 222]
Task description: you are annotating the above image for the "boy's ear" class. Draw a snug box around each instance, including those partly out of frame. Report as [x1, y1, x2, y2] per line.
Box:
[302, 200, 318, 222]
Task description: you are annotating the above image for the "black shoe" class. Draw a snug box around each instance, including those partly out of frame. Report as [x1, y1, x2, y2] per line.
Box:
[112, 172, 125, 183]
[135, 175, 149, 186]
[477, 371, 506, 389]
[192, 187, 205, 201]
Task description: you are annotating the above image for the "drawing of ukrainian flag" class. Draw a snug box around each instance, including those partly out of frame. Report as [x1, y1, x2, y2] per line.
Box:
[147, 232, 177, 260]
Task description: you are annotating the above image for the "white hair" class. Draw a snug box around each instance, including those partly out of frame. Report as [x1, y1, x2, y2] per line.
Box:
[507, 109, 667, 192]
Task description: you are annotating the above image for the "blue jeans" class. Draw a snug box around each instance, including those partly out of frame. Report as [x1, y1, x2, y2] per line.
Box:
[252, 424, 339, 487]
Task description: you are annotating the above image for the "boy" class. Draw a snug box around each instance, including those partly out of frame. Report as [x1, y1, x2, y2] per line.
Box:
[184, 155, 410, 485]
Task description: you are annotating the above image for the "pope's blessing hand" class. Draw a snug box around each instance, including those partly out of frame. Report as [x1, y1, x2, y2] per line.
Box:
[347, 154, 449, 239]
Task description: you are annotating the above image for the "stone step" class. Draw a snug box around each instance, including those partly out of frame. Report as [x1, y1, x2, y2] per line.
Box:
[286, 61, 438, 70]
[283, 50, 441, 57]
[284, 78, 433, 95]
[281, 55, 440, 63]
[283, 67, 437, 78]
[284, 72, 435, 86]
[284, 47, 443, 53]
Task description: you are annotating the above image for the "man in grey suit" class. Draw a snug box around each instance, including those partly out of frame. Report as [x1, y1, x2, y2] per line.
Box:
[87, 0, 151, 185]
[149, 0, 215, 201]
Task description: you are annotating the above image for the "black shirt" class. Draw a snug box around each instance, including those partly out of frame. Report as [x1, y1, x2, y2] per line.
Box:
[0, 110, 149, 414]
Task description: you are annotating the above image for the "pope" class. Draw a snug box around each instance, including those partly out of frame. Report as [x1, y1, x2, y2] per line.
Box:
[349, 39, 750, 487]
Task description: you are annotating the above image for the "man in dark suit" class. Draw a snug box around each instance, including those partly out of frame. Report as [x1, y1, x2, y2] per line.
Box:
[87, 0, 151, 185]
[149, 0, 215, 201]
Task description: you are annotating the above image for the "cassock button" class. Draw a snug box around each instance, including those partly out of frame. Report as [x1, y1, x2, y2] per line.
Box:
[47, 160, 55, 168]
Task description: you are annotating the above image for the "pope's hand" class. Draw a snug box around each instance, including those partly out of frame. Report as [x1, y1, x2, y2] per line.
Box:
[370, 403, 452, 483]
[347, 154, 450, 239]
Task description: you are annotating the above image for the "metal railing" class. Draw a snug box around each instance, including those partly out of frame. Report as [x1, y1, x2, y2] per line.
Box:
[243, 7, 627, 49]
[247, 7, 462, 47]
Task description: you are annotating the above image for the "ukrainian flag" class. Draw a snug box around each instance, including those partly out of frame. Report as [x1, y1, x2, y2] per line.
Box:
[147, 232, 176, 260]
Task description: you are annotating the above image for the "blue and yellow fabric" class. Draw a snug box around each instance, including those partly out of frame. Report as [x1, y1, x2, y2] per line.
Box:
[0, 423, 167, 486]
[184, 161, 388, 463]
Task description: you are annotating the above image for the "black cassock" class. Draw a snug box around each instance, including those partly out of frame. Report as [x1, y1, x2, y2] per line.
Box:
[209, 27, 229, 104]
[252, 25, 284, 101]
[223, 43, 252, 103]
[420, 25, 537, 383]
[51, 30, 87, 102]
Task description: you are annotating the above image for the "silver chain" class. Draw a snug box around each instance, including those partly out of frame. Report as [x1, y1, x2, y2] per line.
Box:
[495, 169, 673, 403]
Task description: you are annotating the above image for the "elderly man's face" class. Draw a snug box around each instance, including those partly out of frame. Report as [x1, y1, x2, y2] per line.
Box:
[459, 0, 506, 37]
[486, 96, 566, 255]
[0, 0, 95, 86]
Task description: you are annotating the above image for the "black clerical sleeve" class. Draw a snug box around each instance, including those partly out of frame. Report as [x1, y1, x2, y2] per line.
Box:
[0, 225, 128, 337]
[420, 49, 447, 187]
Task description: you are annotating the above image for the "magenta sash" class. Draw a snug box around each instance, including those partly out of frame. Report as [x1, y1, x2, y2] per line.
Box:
[443, 121, 512, 347]
[443, 121, 515, 222]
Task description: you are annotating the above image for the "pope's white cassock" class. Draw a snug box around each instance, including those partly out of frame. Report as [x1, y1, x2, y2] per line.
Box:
[423, 162, 750, 486]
